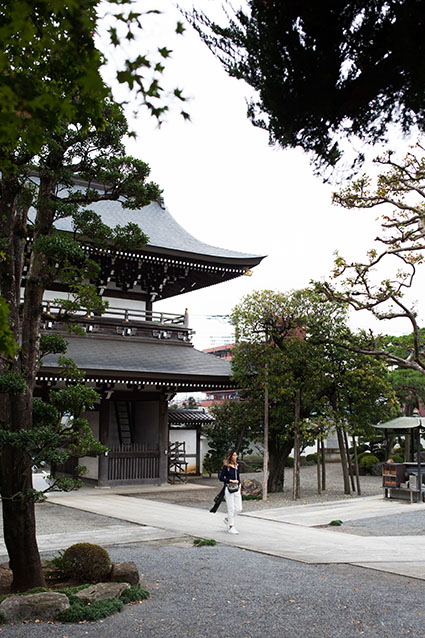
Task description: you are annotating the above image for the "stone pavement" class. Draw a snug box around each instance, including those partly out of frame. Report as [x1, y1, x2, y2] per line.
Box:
[11, 486, 421, 582]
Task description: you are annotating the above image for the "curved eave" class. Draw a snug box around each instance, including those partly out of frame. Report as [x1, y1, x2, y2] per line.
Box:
[49, 198, 264, 264]
[140, 243, 265, 268]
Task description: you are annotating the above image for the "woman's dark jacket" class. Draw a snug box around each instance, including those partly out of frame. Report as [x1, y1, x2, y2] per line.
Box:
[219, 464, 240, 485]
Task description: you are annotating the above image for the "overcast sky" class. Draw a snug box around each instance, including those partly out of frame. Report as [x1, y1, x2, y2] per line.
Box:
[100, 1, 421, 351]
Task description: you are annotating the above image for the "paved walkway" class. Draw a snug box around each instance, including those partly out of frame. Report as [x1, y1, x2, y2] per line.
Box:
[14, 487, 423, 582]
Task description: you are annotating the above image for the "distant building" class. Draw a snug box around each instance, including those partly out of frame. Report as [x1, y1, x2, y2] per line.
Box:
[200, 345, 238, 407]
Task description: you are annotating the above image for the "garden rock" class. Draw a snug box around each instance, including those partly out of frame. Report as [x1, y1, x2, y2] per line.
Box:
[0, 591, 69, 623]
[75, 582, 130, 602]
[241, 478, 262, 497]
[238, 460, 254, 473]
[0, 564, 12, 592]
[110, 561, 139, 585]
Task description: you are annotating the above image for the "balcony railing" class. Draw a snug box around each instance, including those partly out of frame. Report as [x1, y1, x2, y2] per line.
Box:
[40, 300, 188, 327]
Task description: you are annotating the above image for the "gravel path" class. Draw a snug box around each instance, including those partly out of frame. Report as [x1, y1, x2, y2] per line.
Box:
[3, 541, 425, 637]
[132, 465, 383, 513]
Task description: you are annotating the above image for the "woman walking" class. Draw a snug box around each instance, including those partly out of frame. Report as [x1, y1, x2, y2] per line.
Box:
[219, 449, 242, 534]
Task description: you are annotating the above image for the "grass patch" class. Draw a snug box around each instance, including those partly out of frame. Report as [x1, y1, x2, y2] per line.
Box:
[55, 595, 124, 622]
[242, 494, 262, 500]
[329, 520, 343, 526]
[193, 538, 217, 547]
[56, 583, 149, 622]
[0, 583, 149, 624]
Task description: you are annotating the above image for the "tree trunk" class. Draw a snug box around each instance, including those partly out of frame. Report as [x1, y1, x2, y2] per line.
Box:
[0, 172, 56, 591]
[1, 454, 45, 591]
[0, 394, 45, 591]
[292, 389, 301, 501]
[344, 429, 355, 492]
[268, 438, 293, 492]
[262, 368, 269, 501]
[321, 439, 326, 490]
[336, 425, 351, 495]
[352, 435, 361, 496]
[316, 438, 321, 494]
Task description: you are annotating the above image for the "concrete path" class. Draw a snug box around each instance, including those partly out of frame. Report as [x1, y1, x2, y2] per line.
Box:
[243, 494, 425, 526]
[42, 489, 425, 581]
[0, 525, 181, 558]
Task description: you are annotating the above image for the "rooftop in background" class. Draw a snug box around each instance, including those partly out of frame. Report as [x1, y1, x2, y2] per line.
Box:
[168, 408, 214, 426]
[203, 344, 234, 360]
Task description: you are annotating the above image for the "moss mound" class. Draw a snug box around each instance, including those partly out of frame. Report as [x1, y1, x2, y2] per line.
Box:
[61, 543, 111, 583]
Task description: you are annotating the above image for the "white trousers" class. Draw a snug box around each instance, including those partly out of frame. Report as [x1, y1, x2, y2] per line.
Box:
[225, 487, 242, 527]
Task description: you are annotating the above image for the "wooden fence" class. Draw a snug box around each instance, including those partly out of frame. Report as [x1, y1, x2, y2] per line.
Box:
[107, 444, 160, 481]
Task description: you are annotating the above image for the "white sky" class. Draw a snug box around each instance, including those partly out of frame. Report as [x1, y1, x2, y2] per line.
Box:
[99, 1, 423, 351]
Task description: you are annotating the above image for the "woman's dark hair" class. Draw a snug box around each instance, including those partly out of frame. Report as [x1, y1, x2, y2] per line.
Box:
[224, 449, 237, 467]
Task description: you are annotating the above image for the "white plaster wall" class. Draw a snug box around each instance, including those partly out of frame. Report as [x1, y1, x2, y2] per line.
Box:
[170, 429, 197, 473]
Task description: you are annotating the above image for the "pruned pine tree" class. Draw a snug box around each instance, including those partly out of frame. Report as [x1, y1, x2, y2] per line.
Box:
[0, 101, 160, 592]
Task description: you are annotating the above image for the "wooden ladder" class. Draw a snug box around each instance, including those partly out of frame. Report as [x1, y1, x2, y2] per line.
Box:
[115, 401, 133, 445]
[168, 441, 188, 483]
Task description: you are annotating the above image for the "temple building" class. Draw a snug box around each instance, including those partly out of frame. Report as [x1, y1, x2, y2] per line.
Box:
[36, 189, 265, 486]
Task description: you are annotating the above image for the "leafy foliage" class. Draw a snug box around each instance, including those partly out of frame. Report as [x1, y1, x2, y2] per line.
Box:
[203, 401, 253, 474]
[55, 594, 124, 623]
[230, 288, 398, 491]
[188, 1, 425, 172]
[193, 538, 217, 547]
[0, 0, 188, 156]
[119, 583, 150, 604]
[0, 297, 17, 359]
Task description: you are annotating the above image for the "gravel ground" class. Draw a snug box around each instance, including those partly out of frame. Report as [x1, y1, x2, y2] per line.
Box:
[2, 464, 425, 636]
[0, 502, 140, 536]
[331, 509, 425, 536]
[129, 465, 384, 513]
[2, 541, 425, 638]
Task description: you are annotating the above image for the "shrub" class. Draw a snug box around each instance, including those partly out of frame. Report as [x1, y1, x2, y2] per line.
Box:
[306, 453, 317, 465]
[390, 454, 404, 463]
[119, 584, 150, 604]
[284, 456, 294, 468]
[61, 543, 111, 583]
[359, 454, 380, 473]
[55, 595, 123, 623]
[193, 538, 217, 547]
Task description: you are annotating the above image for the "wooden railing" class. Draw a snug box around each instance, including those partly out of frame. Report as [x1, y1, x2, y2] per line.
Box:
[40, 300, 187, 326]
[107, 444, 160, 481]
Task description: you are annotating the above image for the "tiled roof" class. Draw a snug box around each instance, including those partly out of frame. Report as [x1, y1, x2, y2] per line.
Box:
[168, 409, 214, 425]
[53, 199, 264, 263]
[40, 335, 233, 386]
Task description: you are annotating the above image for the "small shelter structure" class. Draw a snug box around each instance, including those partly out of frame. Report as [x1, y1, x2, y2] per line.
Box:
[374, 415, 425, 502]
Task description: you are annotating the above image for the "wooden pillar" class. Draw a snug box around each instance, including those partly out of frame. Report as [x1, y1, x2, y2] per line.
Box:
[196, 426, 201, 474]
[98, 398, 110, 487]
[158, 393, 169, 485]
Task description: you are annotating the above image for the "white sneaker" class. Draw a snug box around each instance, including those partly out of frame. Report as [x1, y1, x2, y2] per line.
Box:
[228, 527, 239, 535]
[223, 516, 229, 527]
